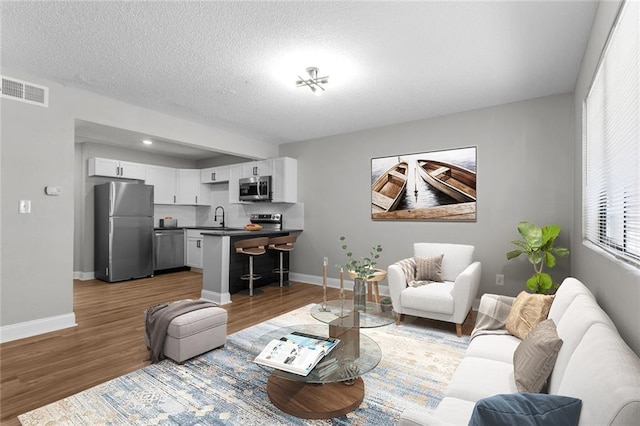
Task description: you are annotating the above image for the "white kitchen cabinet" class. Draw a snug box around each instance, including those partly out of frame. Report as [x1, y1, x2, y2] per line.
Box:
[228, 157, 297, 204]
[271, 157, 298, 203]
[145, 165, 177, 204]
[241, 160, 273, 177]
[185, 230, 204, 269]
[228, 164, 243, 204]
[177, 169, 211, 205]
[201, 165, 230, 183]
[88, 157, 146, 180]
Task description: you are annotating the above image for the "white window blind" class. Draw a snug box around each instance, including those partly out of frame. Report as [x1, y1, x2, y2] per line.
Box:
[583, 0, 640, 267]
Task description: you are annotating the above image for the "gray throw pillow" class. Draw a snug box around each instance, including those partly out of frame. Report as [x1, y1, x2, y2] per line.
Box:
[469, 393, 582, 426]
[414, 254, 444, 282]
[513, 319, 563, 393]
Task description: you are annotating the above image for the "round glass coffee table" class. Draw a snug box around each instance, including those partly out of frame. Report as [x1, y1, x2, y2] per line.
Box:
[254, 301, 395, 419]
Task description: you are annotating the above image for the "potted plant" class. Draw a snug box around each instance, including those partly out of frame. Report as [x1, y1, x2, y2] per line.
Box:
[506, 221, 570, 294]
[338, 236, 383, 311]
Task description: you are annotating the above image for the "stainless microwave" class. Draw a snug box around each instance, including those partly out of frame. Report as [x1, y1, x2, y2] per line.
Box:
[239, 176, 272, 201]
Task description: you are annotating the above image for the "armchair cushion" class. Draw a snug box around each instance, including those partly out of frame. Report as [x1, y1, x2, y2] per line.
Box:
[415, 254, 444, 282]
[414, 243, 474, 282]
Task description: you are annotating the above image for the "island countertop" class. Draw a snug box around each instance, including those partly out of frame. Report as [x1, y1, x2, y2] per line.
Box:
[198, 228, 302, 237]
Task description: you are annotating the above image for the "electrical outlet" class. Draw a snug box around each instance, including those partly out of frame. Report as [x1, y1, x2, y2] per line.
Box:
[496, 274, 504, 286]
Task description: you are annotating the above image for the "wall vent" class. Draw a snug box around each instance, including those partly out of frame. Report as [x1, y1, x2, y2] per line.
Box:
[1, 75, 49, 107]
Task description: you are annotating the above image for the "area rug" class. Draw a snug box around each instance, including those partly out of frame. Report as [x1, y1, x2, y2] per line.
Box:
[18, 305, 469, 425]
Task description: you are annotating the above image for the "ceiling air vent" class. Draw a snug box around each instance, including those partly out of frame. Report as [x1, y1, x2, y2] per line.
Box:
[1, 75, 49, 107]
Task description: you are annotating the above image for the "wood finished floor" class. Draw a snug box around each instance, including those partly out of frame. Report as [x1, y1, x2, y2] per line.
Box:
[0, 271, 474, 425]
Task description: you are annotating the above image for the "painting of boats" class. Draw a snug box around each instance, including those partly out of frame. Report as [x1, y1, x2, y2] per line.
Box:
[417, 159, 476, 202]
[371, 147, 477, 221]
[371, 161, 409, 213]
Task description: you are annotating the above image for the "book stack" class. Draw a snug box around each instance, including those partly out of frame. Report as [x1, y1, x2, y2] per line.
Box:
[310, 356, 339, 380]
[254, 331, 340, 376]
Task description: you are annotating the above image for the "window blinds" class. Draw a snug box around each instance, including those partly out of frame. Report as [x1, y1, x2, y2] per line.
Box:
[583, 0, 639, 266]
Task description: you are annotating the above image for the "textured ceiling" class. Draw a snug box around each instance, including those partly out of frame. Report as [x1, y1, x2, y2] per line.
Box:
[2, 1, 597, 150]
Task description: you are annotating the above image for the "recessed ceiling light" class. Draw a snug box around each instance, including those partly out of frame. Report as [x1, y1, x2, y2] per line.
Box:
[142, 139, 153, 145]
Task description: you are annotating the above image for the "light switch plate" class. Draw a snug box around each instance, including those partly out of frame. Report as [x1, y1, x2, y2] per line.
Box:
[19, 200, 31, 214]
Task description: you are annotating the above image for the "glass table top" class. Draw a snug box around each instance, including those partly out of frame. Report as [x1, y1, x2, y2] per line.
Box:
[310, 299, 396, 328]
[253, 323, 382, 384]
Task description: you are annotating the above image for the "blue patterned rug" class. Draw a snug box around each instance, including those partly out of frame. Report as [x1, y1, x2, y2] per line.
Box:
[18, 305, 469, 425]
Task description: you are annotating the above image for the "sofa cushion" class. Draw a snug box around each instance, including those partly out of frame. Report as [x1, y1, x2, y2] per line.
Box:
[555, 323, 640, 425]
[401, 282, 454, 314]
[506, 291, 553, 340]
[468, 393, 582, 426]
[465, 334, 521, 364]
[445, 357, 518, 401]
[548, 277, 595, 324]
[513, 319, 563, 393]
[549, 294, 615, 393]
[413, 243, 474, 282]
[431, 397, 477, 425]
[415, 254, 444, 282]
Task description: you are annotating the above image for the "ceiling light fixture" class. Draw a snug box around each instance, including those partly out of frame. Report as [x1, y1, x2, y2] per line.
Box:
[296, 67, 329, 96]
[142, 139, 153, 145]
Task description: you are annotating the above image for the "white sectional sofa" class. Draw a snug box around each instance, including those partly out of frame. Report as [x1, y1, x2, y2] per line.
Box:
[399, 277, 640, 425]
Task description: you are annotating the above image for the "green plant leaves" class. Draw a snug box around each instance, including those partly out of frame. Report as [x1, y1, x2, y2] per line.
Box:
[507, 221, 570, 294]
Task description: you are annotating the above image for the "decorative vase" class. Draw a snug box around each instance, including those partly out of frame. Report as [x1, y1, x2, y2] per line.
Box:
[353, 278, 367, 312]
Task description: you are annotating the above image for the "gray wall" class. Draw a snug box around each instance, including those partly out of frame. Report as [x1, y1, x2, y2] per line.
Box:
[571, 0, 640, 354]
[1, 77, 75, 326]
[1, 69, 276, 333]
[280, 93, 574, 300]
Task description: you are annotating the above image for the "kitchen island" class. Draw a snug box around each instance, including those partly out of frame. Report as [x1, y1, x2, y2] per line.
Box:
[200, 229, 301, 304]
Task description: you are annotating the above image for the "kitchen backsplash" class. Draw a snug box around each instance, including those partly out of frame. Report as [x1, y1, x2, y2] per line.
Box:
[156, 202, 304, 230]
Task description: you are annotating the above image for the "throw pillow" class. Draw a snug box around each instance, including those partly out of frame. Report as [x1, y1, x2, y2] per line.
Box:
[513, 319, 563, 393]
[414, 254, 444, 282]
[506, 291, 554, 340]
[468, 393, 582, 426]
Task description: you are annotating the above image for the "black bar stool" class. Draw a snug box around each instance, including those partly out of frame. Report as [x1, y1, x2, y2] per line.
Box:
[268, 235, 297, 287]
[234, 237, 269, 296]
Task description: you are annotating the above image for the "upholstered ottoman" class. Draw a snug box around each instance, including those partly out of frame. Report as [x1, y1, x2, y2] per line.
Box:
[146, 305, 228, 363]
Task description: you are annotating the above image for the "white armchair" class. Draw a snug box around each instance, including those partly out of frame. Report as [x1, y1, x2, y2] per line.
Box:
[388, 243, 481, 337]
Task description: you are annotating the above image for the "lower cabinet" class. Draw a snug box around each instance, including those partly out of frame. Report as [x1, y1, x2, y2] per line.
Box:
[185, 230, 203, 269]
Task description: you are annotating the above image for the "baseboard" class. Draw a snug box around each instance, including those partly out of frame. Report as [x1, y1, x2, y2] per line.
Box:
[201, 289, 231, 305]
[74, 271, 95, 281]
[0, 313, 77, 343]
[289, 272, 390, 298]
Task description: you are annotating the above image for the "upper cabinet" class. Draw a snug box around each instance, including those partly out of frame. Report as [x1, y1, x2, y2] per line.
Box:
[88, 157, 146, 180]
[88, 156, 295, 205]
[200, 165, 230, 183]
[271, 157, 297, 203]
[241, 160, 273, 177]
[229, 157, 297, 204]
[146, 165, 177, 204]
[177, 169, 210, 205]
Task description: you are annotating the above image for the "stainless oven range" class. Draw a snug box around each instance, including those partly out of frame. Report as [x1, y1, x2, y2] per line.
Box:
[249, 213, 282, 230]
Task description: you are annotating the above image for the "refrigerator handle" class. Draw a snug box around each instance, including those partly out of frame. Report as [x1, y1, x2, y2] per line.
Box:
[109, 182, 116, 215]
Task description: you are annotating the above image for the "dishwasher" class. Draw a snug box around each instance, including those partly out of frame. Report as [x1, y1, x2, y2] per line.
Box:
[154, 229, 185, 272]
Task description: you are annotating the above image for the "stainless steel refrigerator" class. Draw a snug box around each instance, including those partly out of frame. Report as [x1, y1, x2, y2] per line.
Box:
[95, 182, 154, 283]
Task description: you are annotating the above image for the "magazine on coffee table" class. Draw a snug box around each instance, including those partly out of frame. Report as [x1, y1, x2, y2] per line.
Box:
[254, 331, 340, 376]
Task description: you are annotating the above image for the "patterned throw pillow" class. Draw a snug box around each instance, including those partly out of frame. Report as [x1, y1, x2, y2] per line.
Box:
[513, 319, 563, 393]
[506, 291, 554, 340]
[414, 254, 444, 282]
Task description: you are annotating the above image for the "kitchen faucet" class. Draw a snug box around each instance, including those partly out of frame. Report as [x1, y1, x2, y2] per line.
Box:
[214, 206, 225, 228]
